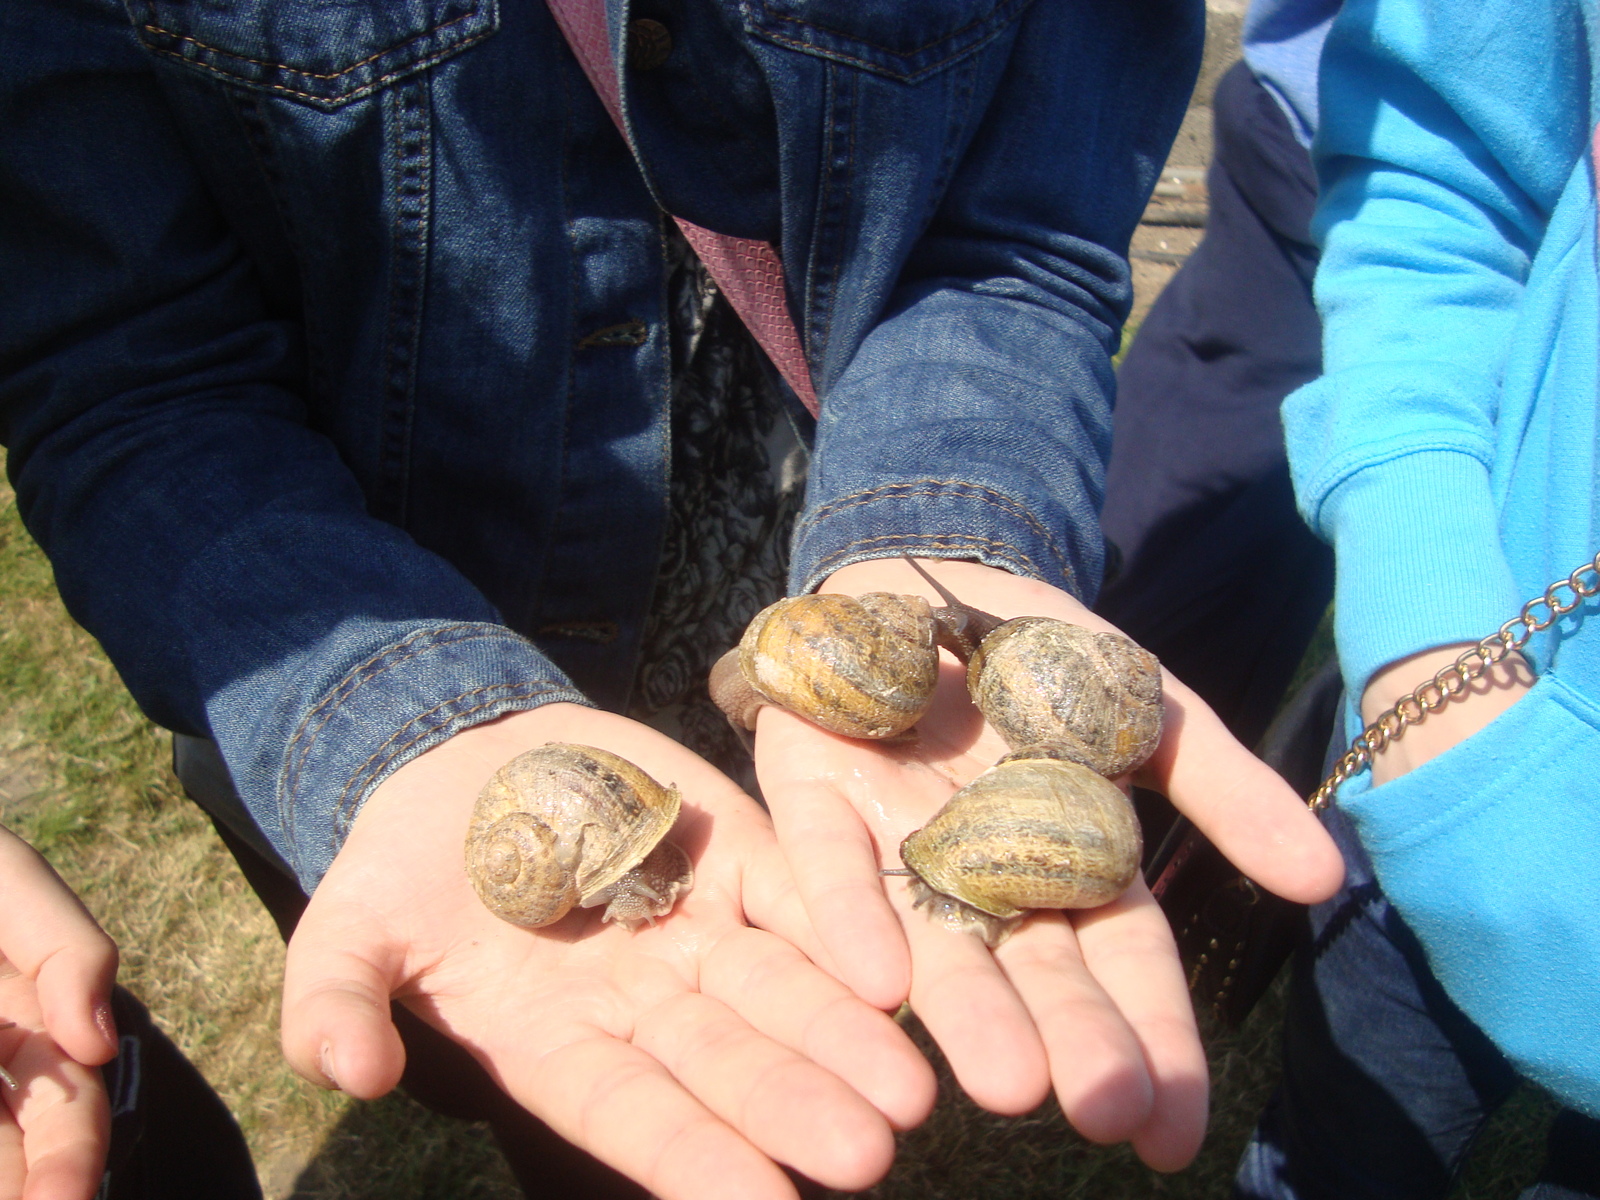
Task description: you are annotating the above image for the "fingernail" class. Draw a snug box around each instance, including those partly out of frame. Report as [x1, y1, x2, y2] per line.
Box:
[95, 1003, 117, 1053]
[318, 1042, 342, 1091]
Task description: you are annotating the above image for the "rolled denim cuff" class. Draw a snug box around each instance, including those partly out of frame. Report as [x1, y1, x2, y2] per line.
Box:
[788, 477, 1090, 599]
[215, 621, 589, 891]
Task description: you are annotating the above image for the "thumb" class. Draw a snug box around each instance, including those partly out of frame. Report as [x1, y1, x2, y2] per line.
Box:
[0, 828, 118, 1065]
[1138, 673, 1344, 905]
[282, 900, 407, 1100]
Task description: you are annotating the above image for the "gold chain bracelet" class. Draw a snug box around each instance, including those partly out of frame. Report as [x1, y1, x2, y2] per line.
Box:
[1308, 550, 1600, 811]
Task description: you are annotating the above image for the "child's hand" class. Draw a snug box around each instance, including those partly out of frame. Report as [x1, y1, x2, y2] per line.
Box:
[0, 826, 117, 1199]
[752, 557, 1344, 1171]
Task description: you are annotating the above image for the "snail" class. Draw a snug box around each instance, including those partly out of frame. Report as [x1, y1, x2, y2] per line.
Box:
[465, 743, 692, 929]
[710, 592, 942, 739]
[966, 617, 1162, 777]
[893, 749, 1143, 945]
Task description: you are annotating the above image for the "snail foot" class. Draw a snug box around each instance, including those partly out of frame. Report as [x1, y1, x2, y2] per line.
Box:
[584, 840, 694, 928]
[906, 878, 1019, 948]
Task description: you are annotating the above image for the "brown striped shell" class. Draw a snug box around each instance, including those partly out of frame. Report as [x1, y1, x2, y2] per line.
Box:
[465, 744, 690, 929]
[734, 593, 941, 739]
[900, 755, 1141, 920]
[966, 618, 1163, 777]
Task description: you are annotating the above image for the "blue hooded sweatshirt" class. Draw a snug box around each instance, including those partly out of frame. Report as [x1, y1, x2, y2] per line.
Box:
[1285, 0, 1600, 1115]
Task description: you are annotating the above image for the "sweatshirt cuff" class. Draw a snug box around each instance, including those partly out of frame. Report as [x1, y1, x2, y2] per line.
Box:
[1321, 448, 1520, 701]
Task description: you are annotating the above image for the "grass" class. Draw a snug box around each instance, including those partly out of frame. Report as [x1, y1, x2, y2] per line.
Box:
[0, 457, 1556, 1198]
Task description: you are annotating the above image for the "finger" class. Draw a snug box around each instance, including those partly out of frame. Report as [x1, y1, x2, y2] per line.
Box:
[698, 925, 935, 1130]
[0, 834, 116, 1067]
[522, 1033, 803, 1200]
[1139, 675, 1343, 903]
[991, 914, 1155, 1145]
[0, 1104, 19, 1200]
[3, 1040, 109, 1200]
[893, 883, 1051, 1115]
[1070, 879, 1208, 1170]
[281, 903, 406, 1099]
[633, 991, 897, 1191]
[756, 711, 913, 1011]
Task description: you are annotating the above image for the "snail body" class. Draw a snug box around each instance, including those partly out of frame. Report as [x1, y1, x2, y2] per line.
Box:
[898, 754, 1142, 944]
[465, 743, 691, 929]
[719, 592, 941, 739]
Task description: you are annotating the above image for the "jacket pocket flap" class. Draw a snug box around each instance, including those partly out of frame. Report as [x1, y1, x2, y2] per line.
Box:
[127, 0, 498, 107]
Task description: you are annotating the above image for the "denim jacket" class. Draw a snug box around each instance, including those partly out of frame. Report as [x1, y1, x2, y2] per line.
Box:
[0, 0, 1199, 888]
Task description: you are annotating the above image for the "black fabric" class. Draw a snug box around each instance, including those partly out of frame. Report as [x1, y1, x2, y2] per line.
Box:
[1097, 59, 1332, 751]
[100, 986, 262, 1200]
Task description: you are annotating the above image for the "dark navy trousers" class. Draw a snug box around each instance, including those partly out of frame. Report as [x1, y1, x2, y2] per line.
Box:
[1097, 60, 1330, 750]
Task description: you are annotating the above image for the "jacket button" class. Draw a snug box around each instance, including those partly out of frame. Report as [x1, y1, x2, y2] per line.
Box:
[626, 19, 673, 71]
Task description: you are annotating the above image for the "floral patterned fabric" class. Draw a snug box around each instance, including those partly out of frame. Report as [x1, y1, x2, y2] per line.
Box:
[627, 228, 808, 788]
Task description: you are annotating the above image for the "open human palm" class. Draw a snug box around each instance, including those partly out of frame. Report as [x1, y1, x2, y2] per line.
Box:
[281, 704, 935, 1200]
[754, 558, 1345, 1170]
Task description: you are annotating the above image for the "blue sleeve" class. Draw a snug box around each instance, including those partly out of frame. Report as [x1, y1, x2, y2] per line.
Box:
[788, 0, 1203, 605]
[1284, 0, 1589, 700]
[1288, 0, 1600, 1116]
[0, 0, 587, 891]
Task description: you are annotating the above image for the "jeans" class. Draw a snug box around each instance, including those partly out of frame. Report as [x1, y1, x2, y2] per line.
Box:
[1235, 804, 1600, 1200]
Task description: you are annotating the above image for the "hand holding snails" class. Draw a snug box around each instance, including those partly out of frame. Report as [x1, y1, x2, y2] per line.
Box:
[711, 557, 1163, 942]
[284, 702, 938, 1199]
[742, 556, 1344, 1172]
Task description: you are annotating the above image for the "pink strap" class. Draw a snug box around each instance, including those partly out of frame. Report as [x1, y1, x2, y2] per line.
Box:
[546, 0, 820, 416]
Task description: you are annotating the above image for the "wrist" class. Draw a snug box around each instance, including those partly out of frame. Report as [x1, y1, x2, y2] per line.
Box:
[1359, 644, 1534, 785]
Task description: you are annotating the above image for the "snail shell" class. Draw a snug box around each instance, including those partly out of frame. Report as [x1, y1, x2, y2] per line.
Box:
[732, 593, 940, 739]
[966, 618, 1163, 778]
[465, 743, 690, 929]
[897, 755, 1142, 944]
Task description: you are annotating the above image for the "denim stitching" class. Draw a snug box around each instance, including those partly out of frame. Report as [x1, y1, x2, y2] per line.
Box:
[800, 64, 851, 376]
[140, 7, 482, 82]
[142, 29, 495, 106]
[800, 479, 1069, 568]
[333, 681, 573, 821]
[373, 78, 433, 525]
[754, 30, 971, 78]
[279, 623, 512, 863]
[812, 533, 1041, 579]
[283, 624, 515, 793]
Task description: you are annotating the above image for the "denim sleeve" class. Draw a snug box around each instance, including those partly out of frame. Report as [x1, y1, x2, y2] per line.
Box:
[0, 0, 587, 891]
[789, 0, 1203, 605]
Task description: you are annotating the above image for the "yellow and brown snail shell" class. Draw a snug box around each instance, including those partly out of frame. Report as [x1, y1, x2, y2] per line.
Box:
[713, 592, 941, 739]
[897, 752, 1142, 945]
[465, 743, 692, 929]
[967, 617, 1163, 777]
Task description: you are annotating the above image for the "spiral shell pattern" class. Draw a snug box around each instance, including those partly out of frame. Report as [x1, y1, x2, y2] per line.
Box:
[465, 744, 684, 929]
[737, 593, 940, 739]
